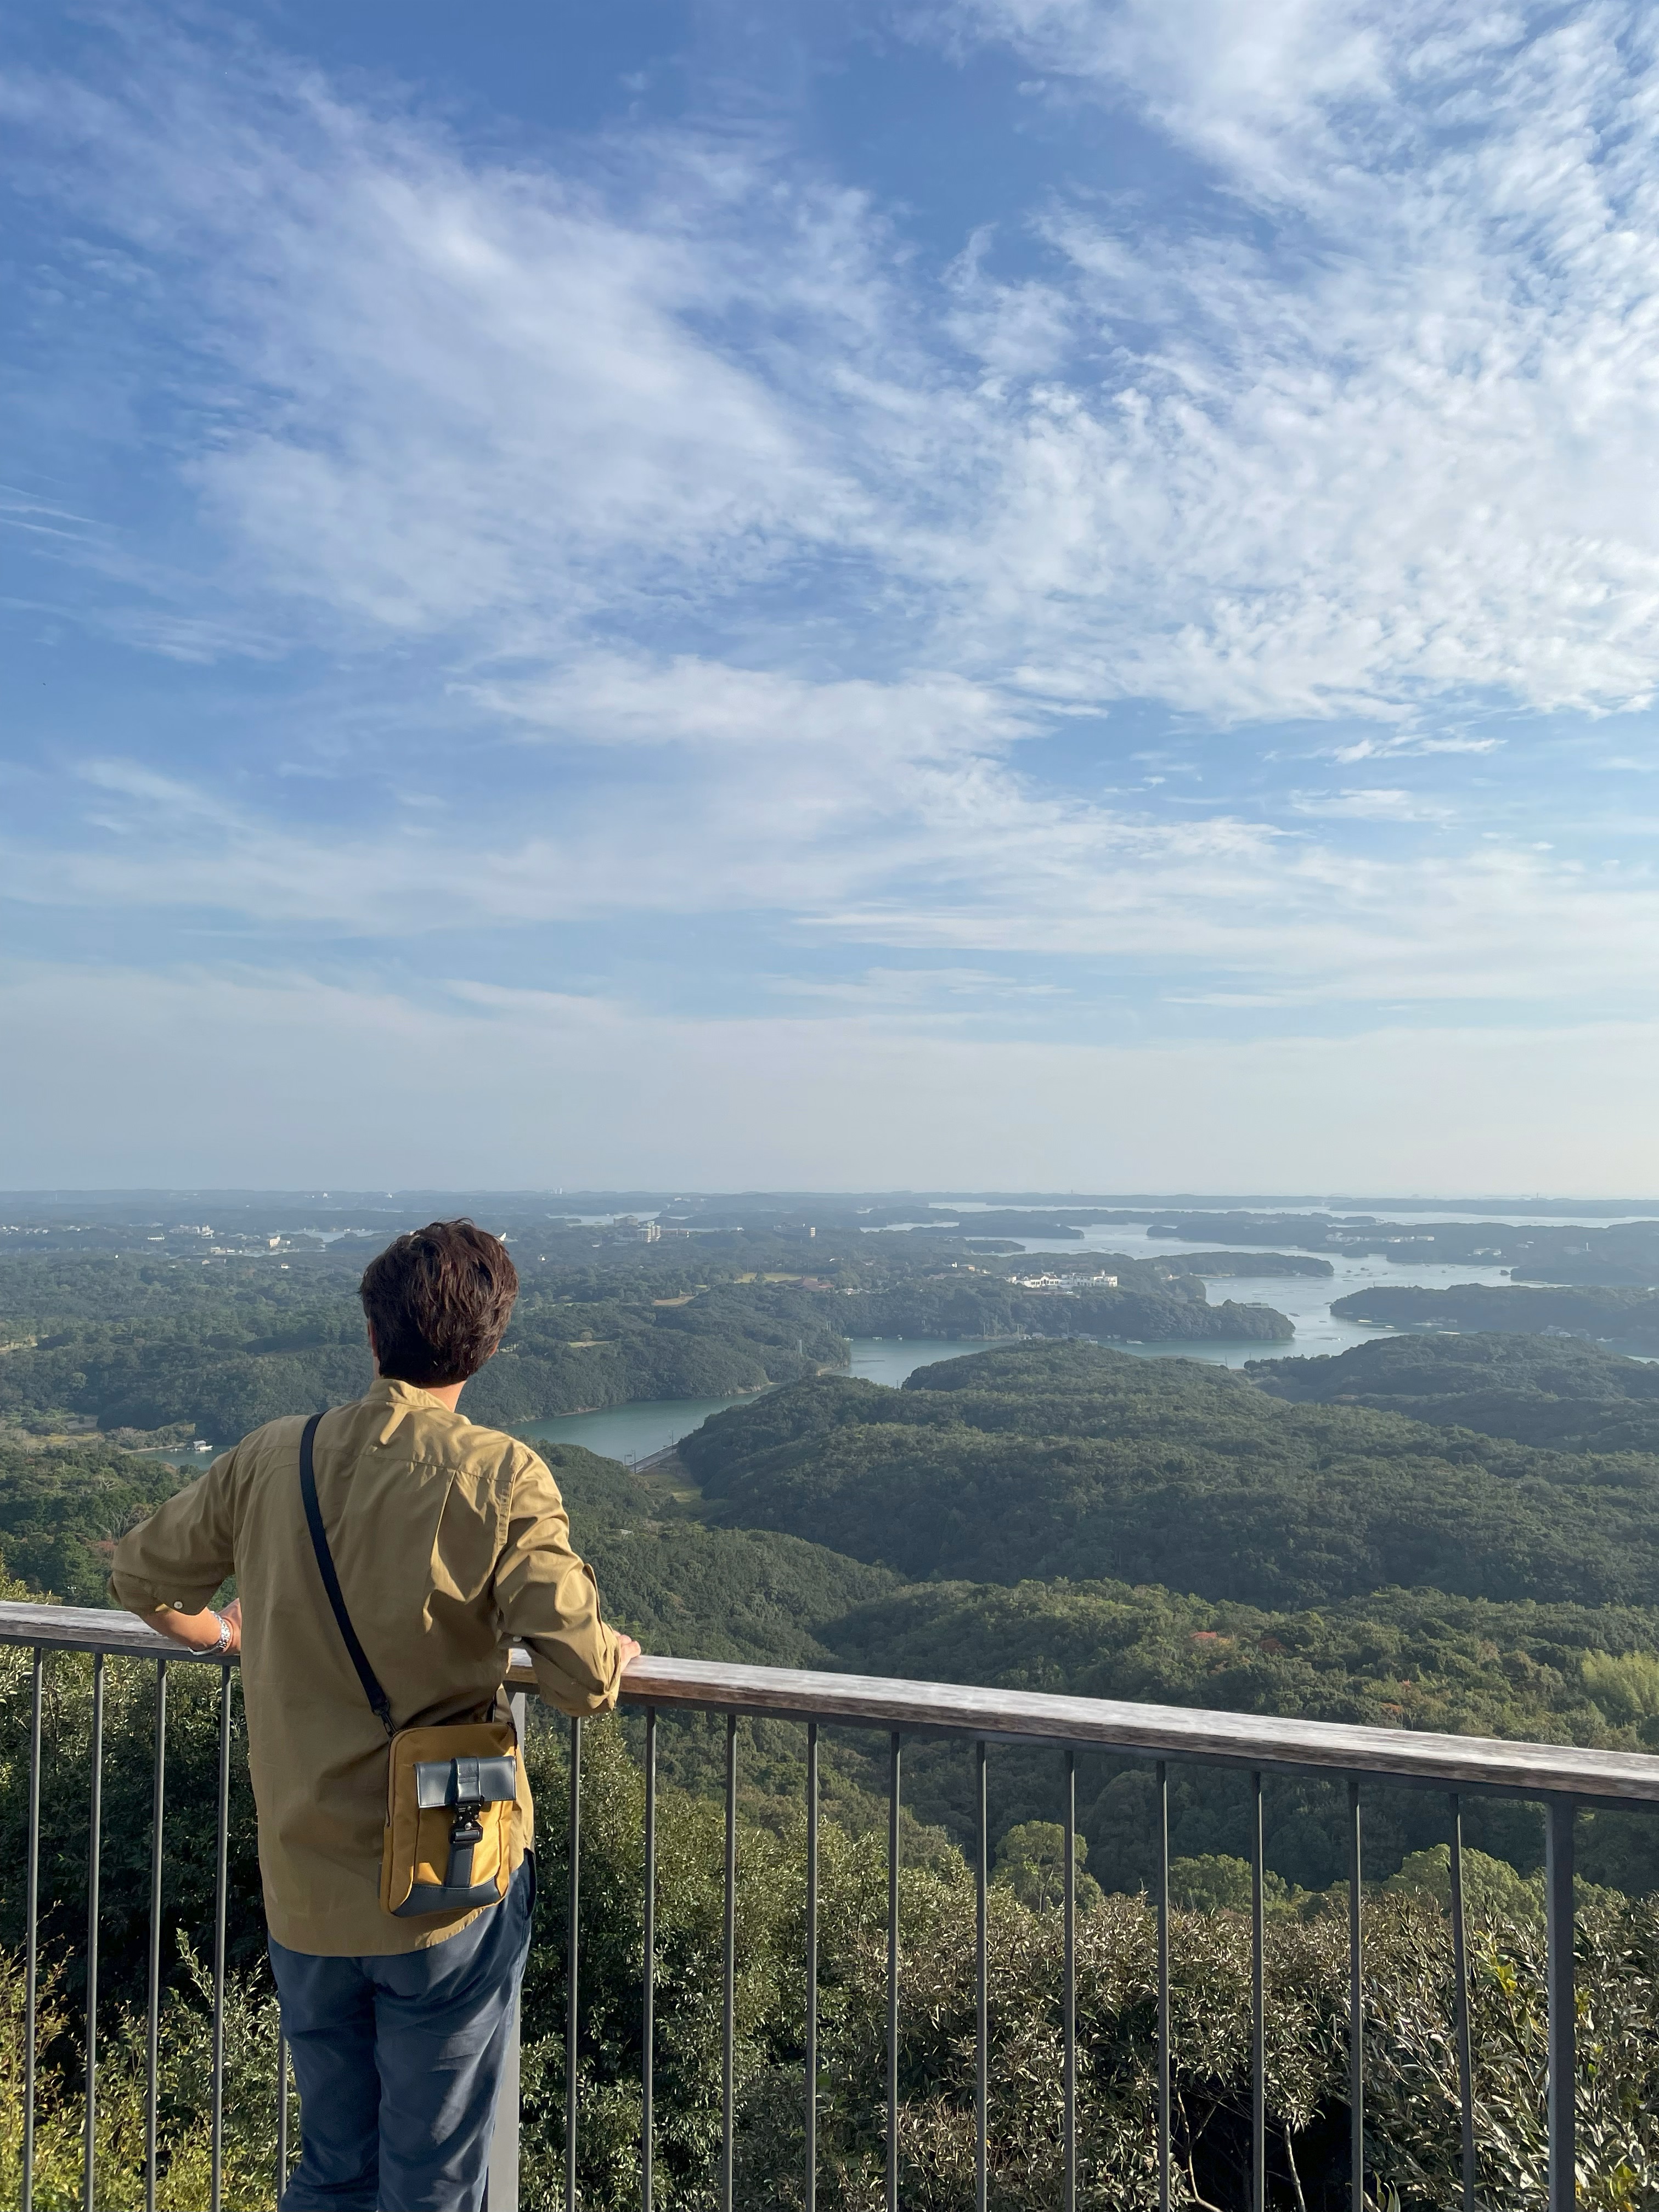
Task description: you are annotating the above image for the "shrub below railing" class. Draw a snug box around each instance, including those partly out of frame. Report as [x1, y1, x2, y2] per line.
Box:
[6, 1663, 1659, 2209]
[520, 1725, 1659, 2211]
[0, 1941, 284, 2210]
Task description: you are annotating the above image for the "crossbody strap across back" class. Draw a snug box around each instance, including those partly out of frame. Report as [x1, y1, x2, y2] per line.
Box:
[298, 1410, 396, 1740]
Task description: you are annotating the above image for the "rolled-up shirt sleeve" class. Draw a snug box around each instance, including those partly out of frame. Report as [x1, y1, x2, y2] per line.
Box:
[110, 1452, 239, 1617]
[494, 1454, 622, 1717]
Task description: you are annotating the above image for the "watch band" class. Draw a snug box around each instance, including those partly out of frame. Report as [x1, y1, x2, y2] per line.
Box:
[207, 1610, 233, 1655]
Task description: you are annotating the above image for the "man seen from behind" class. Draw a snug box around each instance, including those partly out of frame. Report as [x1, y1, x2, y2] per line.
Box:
[110, 1220, 640, 2212]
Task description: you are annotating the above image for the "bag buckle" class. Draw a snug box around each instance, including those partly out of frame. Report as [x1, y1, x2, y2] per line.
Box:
[444, 1798, 487, 1888]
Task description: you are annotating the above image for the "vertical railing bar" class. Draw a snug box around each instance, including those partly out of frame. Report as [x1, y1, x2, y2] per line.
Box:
[1156, 1758, 1170, 2212]
[1251, 1769, 1265, 2212]
[641, 1708, 656, 2212]
[1348, 1778, 1363, 2212]
[567, 1714, 583, 2212]
[1545, 1798, 1576, 2212]
[975, 1738, 988, 2212]
[145, 1660, 167, 2212]
[886, 1731, 900, 2212]
[806, 1719, 820, 2212]
[722, 1713, 737, 2212]
[210, 1662, 231, 2212]
[276, 2034, 289, 2202]
[23, 1648, 43, 2212]
[490, 1688, 527, 2212]
[84, 1650, 105, 2212]
[1063, 1748, 1076, 2212]
[1448, 1794, 1476, 2212]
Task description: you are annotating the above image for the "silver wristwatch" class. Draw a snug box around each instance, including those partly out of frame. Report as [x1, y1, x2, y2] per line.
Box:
[207, 1610, 234, 1656]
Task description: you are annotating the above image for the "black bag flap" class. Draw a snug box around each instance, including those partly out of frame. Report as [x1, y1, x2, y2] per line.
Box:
[414, 1753, 517, 1810]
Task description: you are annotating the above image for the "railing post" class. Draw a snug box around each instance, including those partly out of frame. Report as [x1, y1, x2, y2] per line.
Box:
[487, 1689, 528, 2212]
[806, 1720, 819, 2212]
[211, 1664, 232, 2212]
[723, 1714, 737, 2212]
[23, 1648, 42, 2212]
[1250, 1771, 1265, 2212]
[886, 1731, 900, 2212]
[1545, 1798, 1576, 2212]
[1062, 1748, 1075, 2212]
[147, 1660, 168, 2212]
[276, 2035, 290, 2204]
[1448, 1795, 1476, 2211]
[566, 1713, 582, 2211]
[642, 1707, 656, 2212]
[1156, 1759, 1170, 2212]
[1348, 1778, 1363, 2212]
[85, 1651, 105, 2212]
[975, 1740, 988, 2212]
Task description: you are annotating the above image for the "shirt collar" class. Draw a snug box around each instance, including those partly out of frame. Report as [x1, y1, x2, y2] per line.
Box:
[366, 1373, 466, 1445]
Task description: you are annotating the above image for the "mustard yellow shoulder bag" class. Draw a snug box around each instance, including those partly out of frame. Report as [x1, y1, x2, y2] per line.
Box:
[300, 1412, 519, 1918]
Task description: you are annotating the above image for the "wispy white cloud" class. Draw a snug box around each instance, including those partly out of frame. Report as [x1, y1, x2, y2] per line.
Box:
[10, 707, 1659, 1028]
[14, 4, 1659, 727]
[1289, 787, 1453, 822]
[770, 965, 1070, 1010]
[1331, 733, 1506, 763]
[922, 0, 1659, 719]
[6, 953, 1659, 1190]
[0, 37, 895, 646]
[471, 656, 1030, 763]
[5, 0, 1659, 1121]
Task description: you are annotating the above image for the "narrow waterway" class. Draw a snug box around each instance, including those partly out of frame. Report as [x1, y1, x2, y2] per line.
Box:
[514, 1227, 1587, 1457]
[133, 1338, 1012, 1471]
[513, 1336, 986, 1466]
[1009, 1225, 1522, 1368]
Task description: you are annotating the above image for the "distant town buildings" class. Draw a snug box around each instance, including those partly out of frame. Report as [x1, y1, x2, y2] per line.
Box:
[1012, 1271, 1119, 1294]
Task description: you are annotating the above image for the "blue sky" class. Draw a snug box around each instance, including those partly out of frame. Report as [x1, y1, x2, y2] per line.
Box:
[5, 1, 1659, 1190]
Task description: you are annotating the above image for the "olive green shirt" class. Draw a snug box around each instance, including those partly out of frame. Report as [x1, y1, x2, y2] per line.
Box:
[110, 1378, 622, 1956]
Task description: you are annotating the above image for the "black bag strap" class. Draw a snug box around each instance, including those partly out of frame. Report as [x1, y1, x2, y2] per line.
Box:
[300, 1412, 396, 1740]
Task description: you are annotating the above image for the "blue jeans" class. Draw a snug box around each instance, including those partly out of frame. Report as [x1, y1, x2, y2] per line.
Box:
[270, 1858, 534, 2212]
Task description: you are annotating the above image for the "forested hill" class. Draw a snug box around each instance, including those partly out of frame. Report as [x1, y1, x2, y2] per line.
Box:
[1144, 1210, 1659, 1285]
[1251, 1331, 1659, 1452]
[679, 1340, 1659, 1607]
[0, 1244, 1295, 1445]
[836, 1271, 1293, 1343]
[1329, 1279, 1659, 1352]
[16, 1360, 1659, 1894]
[0, 1439, 185, 1605]
[0, 1423, 899, 1663]
[0, 1259, 845, 1444]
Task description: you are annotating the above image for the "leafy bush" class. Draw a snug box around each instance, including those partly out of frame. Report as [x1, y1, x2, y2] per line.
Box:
[991, 1822, 1103, 1914]
[8, 1676, 1659, 2207]
[0, 1938, 285, 2209]
[519, 1722, 1659, 2210]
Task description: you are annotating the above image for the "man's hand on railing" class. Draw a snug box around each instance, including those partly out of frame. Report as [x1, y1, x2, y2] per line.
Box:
[616, 1633, 642, 1671]
[149, 1596, 242, 1657]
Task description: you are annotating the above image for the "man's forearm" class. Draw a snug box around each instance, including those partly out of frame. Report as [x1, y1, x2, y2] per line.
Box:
[148, 1602, 240, 1655]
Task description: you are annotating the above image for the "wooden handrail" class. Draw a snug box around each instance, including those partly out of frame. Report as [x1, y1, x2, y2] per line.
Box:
[600, 1654, 1659, 1807]
[6, 1600, 1658, 1808]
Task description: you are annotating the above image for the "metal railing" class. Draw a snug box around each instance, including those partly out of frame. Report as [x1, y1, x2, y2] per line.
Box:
[6, 1598, 1659, 2210]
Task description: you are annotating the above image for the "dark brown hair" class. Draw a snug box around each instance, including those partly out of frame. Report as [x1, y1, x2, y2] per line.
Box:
[359, 1220, 518, 1388]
